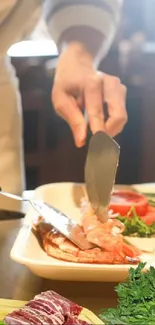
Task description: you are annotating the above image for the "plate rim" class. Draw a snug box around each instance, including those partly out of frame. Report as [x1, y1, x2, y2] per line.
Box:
[10, 182, 155, 276]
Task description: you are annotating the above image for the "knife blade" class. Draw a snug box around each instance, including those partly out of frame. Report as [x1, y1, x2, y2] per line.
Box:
[0, 190, 95, 251]
[85, 131, 120, 222]
[31, 200, 95, 250]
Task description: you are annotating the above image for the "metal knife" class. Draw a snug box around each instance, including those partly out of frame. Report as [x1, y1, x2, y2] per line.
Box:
[30, 200, 95, 250]
[85, 131, 120, 222]
[0, 191, 95, 251]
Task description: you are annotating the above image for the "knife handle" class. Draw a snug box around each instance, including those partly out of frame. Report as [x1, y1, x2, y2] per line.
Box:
[0, 210, 24, 220]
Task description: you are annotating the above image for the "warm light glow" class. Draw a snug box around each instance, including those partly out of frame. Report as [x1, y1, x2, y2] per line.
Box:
[7, 40, 58, 57]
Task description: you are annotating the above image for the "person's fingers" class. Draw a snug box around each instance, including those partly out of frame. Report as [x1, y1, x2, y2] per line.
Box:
[103, 76, 127, 136]
[76, 94, 84, 109]
[105, 85, 127, 136]
[52, 87, 87, 147]
[84, 75, 105, 134]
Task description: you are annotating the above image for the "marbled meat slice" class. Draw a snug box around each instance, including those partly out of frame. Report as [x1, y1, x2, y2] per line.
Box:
[33, 290, 82, 315]
[4, 314, 29, 325]
[5, 306, 63, 325]
[26, 299, 56, 315]
[4, 290, 84, 325]
[65, 315, 90, 324]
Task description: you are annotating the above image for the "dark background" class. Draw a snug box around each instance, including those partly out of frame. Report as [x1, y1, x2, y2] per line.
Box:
[11, 0, 155, 189]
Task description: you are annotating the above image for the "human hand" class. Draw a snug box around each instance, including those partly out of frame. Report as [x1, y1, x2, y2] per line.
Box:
[52, 42, 127, 147]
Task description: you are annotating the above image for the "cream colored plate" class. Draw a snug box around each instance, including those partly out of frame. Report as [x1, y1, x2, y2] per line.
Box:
[132, 183, 155, 194]
[10, 182, 155, 282]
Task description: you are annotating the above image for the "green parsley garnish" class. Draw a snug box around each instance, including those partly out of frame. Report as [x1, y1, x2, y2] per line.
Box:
[116, 207, 155, 237]
[99, 262, 155, 324]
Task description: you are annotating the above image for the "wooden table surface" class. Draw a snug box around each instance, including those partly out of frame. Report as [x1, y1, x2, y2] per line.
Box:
[0, 192, 119, 315]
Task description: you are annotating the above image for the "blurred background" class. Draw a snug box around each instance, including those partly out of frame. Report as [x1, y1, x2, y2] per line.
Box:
[8, 0, 155, 189]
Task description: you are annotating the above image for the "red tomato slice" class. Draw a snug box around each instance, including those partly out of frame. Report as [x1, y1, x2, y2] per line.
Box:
[146, 205, 155, 213]
[109, 190, 148, 216]
[141, 205, 155, 225]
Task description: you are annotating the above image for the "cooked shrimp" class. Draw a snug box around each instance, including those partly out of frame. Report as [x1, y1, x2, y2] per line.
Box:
[36, 220, 140, 264]
[33, 198, 141, 265]
[43, 233, 139, 264]
[81, 198, 125, 251]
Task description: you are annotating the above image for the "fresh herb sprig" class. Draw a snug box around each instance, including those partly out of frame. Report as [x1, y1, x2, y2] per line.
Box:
[116, 207, 155, 237]
[148, 199, 155, 207]
[99, 263, 155, 325]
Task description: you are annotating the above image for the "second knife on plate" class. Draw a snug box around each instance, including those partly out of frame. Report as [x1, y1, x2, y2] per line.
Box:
[0, 191, 95, 251]
[85, 131, 120, 222]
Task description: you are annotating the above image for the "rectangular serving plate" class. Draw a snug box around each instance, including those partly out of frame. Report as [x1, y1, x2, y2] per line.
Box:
[10, 182, 155, 282]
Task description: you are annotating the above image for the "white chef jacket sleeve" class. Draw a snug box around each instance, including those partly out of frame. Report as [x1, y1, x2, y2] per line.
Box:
[0, 0, 42, 58]
[45, 0, 123, 63]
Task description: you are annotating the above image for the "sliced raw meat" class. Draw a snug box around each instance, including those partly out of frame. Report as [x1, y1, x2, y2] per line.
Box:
[65, 315, 90, 324]
[4, 290, 84, 325]
[5, 314, 30, 325]
[5, 307, 63, 325]
[33, 291, 82, 315]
